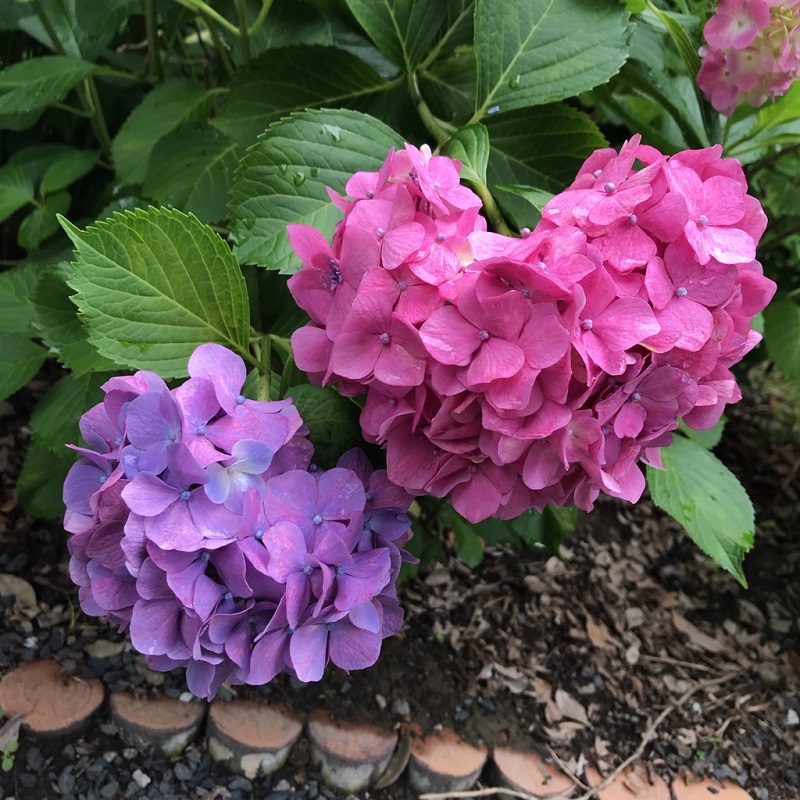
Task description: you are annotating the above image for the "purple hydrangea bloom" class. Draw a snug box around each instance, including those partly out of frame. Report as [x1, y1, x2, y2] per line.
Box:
[64, 344, 414, 699]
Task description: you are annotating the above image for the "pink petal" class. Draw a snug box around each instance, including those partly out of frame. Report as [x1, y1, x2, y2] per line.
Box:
[419, 306, 481, 365]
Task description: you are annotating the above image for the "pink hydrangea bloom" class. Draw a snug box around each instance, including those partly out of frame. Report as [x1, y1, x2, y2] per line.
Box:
[288, 139, 774, 523]
[698, 0, 800, 114]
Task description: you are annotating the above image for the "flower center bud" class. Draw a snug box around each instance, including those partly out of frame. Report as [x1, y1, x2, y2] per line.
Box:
[631, 392, 641, 401]
[366, 189, 375, 199]
[365, 491, 374, 502]
[336, 565, 346, 575]
[114, 436, 122, 446]
[235, 394, 246, 405]
[536, 260, 547, 271]
[195, 425, 207, 435]
[201, 552, 210, 562]
[603, 182, 616, 194]
[313, 514, 323, 525]
[520, 227, 531, 238]
[397, 281, 407, 291]
[593, 169, 602, 178]
[180, 490, 191, 500]
[582, 319, 594, 331]
[628, 214, 638, 225]
[168, 431, 177, 442]
[388, 397, 397, 406]
[676, 286, 688, 297]
[697, 214, 708, 226]
[303, 564, 313, 575]
[99, 475, 107, 485]
[379, 332, 391, 345]
[479, 330, 489, 341]
[468, 464, 477, 474]
[436, 232, 445, 243]
[224, 591, 233, 602]
[254, 528, 264, 540]
[375, 227, 385, 238]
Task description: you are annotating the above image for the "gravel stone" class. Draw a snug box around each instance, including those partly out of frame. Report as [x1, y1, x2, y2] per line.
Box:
[132, 769, 151, 788]
[100, 780, 119, 797]
[59, 768, 77, 793]
[391, 698, 410, 717]
[173, 761, 193, 782]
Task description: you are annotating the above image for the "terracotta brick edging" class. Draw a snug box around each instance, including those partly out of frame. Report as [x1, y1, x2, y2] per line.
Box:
[407, 726, 488, 793]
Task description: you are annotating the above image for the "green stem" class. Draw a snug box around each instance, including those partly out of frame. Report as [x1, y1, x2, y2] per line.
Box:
[250, 335, 272, 400]
[54, 102, 94, 117]
[407, 71, 455, 146]
[179, 0, 240, 36]
[248, 0, 274, 36]
[32, 0, 111, 157]
[144, 0, 163, 81]
[473, 181, 512, 236]
[199, 12, 235, 78]
[236, 0, 251, 61]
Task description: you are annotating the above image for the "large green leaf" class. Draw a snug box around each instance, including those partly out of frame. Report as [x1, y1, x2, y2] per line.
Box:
[212, 46, 391, 145]
[144, 124, 244, 224]
[0, 263, 40, 335]
[30, 372, 108, 454]
[112, 79, 216, 185]
[419, 48, 477, 122]
[485, 104, 606, 226]
[17, 443, 72, 520]
[0, 165, 34, 223]
[229, 108, 403, 273]
[678, 417, 726, 451]
[250, 0, 333, 51]
[17, 190, 71, 250]
[40, 149, 98, 196]
[442, 505, 485, 567]
[284, 384, 363, 469]
[0, 55, 96, 115]
[764, 297, 800, 380]
[32, 262, 117, 374]
[647, 436, 754, 586]
[61, 207, 251, 378]
[0, 334, 47, 401]
[344, 0, 448, 71]
[474, 0, 630, 118]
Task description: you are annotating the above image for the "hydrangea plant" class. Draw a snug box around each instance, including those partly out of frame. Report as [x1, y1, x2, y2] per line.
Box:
[1, 0, 797, 695]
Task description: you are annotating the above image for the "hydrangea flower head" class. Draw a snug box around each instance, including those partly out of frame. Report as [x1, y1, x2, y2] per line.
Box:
[288, 140, 774, 523]
[64, 344, 414, 699]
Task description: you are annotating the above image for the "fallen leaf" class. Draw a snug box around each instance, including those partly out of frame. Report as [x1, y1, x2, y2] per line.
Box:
[0, 574, 38, 620]
[672, 611, 725, 654]
[0, 714, 21, 752]
[555, 689, 590, 726]
[373, 725, 412, 789]
[586, 616, 610, 648]
[84, 640, 126, 659]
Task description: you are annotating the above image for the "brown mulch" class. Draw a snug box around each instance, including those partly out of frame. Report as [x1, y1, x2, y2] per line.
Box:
[0, 362, 799, 799]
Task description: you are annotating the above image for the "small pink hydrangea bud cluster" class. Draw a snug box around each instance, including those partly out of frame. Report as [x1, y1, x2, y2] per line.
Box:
[288, 138, 775, 523]
[63, 344, 414, 699]
[697, 0, 800, 115]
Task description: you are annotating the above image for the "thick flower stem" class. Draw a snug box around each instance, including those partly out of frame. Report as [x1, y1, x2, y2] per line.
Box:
[472, 181, 512, 237]
[236, 0, 251, 62]
[145, 0, 163, 81]
[407, 71, 456, 147]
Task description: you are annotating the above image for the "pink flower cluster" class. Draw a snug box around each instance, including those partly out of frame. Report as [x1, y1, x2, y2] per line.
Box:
[697, 0, 800, 115]
[288, 139, 775, 523]
[63, 344, 414, 699]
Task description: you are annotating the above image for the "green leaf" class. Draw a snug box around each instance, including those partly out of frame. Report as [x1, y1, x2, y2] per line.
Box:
[678, 417, 726, 451]
[0, 55, 96, 115]
[40, 149, 98, 196]
[474, 0, 630, 118]
[0, 333, 47, 401]
[17, 443, 72, 520]
[647, 436, 754, 586]
[112, 79, 217, 185]
[252, 0, 333, 50]
[212, 46, 391, 145]
[30, 372, 107, 454]
[0, 263, 40, 335]
[442, 123, 489, 185]
[60, 207, 251, 378]
[443, 506, 484, 567]
[7, 143, 77, 184]
[229, 108, 403, 272]
[284, 384, 363, 469]
[0, 165, 34, 222]
[344, 0, 448, 71]
[764, 297, 800, 380]
[511, 505, 576, 553]
[419, 47, 477, 122]
[495, 184, 555, 226]
[143, 124, 244, 224]
[485, 104, 606, 226]
[644, 7, 701, 76]
[17, 190, 71, 250]
[32, 262, 117, 374]
[624, 0, 646, 11]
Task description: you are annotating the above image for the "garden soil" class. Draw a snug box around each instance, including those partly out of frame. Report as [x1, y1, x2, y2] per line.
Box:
[0, 362, 798, 799]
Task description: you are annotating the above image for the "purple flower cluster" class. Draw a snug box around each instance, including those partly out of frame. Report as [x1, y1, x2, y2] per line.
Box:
[288, 139, 776, 523]
[63, 344, 414, 699]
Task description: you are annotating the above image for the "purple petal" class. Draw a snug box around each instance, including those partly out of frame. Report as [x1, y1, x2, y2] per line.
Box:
[265, 521, 308, 582]
[335, 550, 391, 611]
[317, 468, 366, 521]
[122, 473, 179, 516]
[188, 344, 247, 414]
[329, 619, 382, 671]
[230, 439, 274, 474]
[289, 624, 329, 682]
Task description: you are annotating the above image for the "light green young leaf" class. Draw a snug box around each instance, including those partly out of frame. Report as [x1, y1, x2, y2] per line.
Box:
[0, 165, 34, 223]
[474, 0, 630, 118]
[229, 108, 403, 272]
[0, 333, 47, 401]
[17, 190, 71, 250]
[0, 263, 40, 335]
[647, 436, 754, 586]
[17, 443, 72, 520]
[32, 262, 117, 374]
[442, 124, 489, 185]
[284, 384, 363, 469]
[443, 506, 485, 567]
[60, 207, 250, 378]
[644, 6, 701, 75]
[112, 79, 217, 185]
[31, 372, 107, 454]
[0, 55, 96, 115]
[212, 46, 391, 145]
[624, 0, 646, 12]
[40, 149, 98, 196]
[764, 297, 800, 380]
[344, 0, 448, 71]
[678, 417, 726, 451]
[144, 124, 244, 224]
